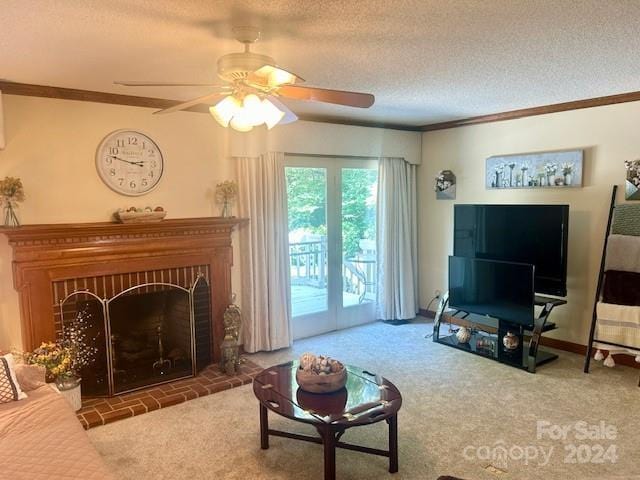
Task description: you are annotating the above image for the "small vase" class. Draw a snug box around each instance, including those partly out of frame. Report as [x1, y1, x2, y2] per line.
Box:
[221, 200, 232, 218]
[55, 373, 81, 391]
[3, 202, 19, 227]
[55, 374, 82, 411]
[564, 173, 572, 186]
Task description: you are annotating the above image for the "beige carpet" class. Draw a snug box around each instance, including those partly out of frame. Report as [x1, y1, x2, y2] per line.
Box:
[88, 319, 640, 480]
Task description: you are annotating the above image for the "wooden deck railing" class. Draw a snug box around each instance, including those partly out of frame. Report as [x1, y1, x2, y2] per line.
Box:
[289, 239, 327, 287]
[289, 239, 376, 302]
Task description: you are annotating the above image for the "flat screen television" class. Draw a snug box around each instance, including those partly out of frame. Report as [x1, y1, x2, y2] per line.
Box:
[448, 256, 535, 325]
[454, 204, 569, 297]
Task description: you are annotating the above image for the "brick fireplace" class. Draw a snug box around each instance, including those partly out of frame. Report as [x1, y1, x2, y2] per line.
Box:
[2, 217, 246, 395]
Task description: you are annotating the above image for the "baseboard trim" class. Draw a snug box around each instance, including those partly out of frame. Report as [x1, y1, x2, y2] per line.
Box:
[423, 309, 640, 369]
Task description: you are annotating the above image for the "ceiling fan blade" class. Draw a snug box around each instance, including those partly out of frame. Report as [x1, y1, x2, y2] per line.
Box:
[115, 81, 228, 88]
[153, 92, 228, 115]
[247, 64, 305, 87]
[277, 85, 374, 108]
[267, 96, 298, 124]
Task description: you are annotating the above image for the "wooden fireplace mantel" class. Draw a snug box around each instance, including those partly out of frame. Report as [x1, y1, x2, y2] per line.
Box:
[1, 217, 247, 361]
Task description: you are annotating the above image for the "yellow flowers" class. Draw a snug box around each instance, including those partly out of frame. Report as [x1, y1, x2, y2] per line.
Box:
[0, 176, 25, 204]
[215, 180, 238, 204]
[26, 341, 73, 378]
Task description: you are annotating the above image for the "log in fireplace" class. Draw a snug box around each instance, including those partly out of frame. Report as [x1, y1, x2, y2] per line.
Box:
[1, 217, 246, 396]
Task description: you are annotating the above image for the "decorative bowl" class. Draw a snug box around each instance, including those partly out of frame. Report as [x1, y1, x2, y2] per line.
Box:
[115, 211, 166, 223]
[296, 364, 347, 394]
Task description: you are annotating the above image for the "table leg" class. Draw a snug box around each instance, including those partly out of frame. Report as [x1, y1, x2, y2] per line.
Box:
[317, 425, 336, 480]
[259, 403, 269, 449]
[387, 415, 398, 473]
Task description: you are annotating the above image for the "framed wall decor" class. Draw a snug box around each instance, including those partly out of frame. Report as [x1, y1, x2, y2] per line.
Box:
[435, 170, 456, 199]
[486, 149, 583, 190]
[625, 159, 640, 200]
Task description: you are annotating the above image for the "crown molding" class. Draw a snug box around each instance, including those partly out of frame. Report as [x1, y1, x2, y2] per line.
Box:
[4, 81, 639, 134]
[0, 81, 422, 132]
[420, 90, 640, 132]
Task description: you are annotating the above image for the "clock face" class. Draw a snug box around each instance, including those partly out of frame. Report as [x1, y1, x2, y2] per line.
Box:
[96, 130, 164, 196]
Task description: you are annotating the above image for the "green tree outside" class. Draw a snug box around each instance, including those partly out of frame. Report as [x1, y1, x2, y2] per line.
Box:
[285, 167, 377, 258]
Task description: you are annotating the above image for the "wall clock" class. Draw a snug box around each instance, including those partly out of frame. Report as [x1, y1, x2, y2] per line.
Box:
[96, 129, 164, 196]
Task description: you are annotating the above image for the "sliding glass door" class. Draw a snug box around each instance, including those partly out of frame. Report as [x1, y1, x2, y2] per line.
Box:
[285, 156, 378, 339]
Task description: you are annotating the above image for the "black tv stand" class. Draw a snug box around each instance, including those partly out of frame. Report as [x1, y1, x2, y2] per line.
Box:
[433, 293, 567, 373]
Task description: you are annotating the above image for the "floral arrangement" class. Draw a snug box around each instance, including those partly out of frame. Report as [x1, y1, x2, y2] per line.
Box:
[26, 304, 98, 382]
[215, 180, 238, 204]
[26, 341, 72, 379]
[434, 170, 452, 192]
[544, 163, 558, 176]
[562, 163, 574, 175]
[0, 176, 25, 226]
[215, 180, 238, 217]
[63, 304, 99, 375]
[0, 176, 25, 203]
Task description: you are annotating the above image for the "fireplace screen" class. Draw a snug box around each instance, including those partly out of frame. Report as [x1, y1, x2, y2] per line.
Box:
[59, 275, 210, 397]
[109, 285, 192, 394]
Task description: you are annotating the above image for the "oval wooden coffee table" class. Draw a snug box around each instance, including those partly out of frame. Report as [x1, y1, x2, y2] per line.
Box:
[253, 361, 402, 480]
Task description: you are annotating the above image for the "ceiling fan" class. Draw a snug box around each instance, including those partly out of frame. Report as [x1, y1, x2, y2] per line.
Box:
[115, 26, 375, 132]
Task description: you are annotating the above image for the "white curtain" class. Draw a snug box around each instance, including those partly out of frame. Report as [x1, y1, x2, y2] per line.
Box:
[376, 157, 419, 321]
[237, 152, 292, 352]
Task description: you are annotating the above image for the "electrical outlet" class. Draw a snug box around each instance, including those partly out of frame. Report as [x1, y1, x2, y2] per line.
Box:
[434, 289, 442, 299]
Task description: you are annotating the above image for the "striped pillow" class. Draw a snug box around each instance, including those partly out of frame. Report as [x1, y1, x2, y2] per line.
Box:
[0, 354, 27, 403]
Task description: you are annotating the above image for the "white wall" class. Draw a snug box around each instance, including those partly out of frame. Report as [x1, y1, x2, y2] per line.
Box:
[0, 94, 421, 350]
[418, 101, 640, 345]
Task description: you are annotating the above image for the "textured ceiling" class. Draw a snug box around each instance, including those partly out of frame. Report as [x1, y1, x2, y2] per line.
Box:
[2, 0, 640, 126]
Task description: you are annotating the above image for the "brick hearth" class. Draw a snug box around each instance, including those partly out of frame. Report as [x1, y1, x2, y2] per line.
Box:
[77, 358, 262, 429]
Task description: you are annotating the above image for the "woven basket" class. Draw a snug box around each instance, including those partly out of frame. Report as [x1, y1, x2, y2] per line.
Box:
[296, 366, 347, 394]
[115, 211, 166, 223]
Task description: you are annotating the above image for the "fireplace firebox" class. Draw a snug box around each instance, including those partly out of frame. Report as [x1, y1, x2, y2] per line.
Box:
[60, 274, 211, 396]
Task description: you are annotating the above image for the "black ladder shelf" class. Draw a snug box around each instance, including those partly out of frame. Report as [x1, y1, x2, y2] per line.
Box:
[583, 185, 640, 386]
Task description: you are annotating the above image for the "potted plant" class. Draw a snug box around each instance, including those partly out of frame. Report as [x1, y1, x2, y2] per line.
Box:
[0, 176, 25, 227]
[562, 162, 574, 186]
[26, 341, 73, 384]
[544, 163, 558, 186]
[493, 164, 504, 188]
[26, 306, 98, 411]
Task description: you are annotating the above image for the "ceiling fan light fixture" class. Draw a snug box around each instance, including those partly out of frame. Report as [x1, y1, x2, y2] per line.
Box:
[210, 96, 241, 127]
[255, 65, 297, 86]
[262, 98, 286, 129]
[242, 94, 266, 126]
[229, 108, 255, 132]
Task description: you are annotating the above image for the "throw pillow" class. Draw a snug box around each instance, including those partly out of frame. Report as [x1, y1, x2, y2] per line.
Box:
[0, 353, 27, 403]
[15, 363, 46, 391]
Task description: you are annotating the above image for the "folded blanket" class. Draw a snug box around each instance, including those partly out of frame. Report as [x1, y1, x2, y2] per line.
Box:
[611, 203, 640, 236]
[602, 270, 640, 306]
[596, 302, 640, 349]
[605, 234, 640, 274]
